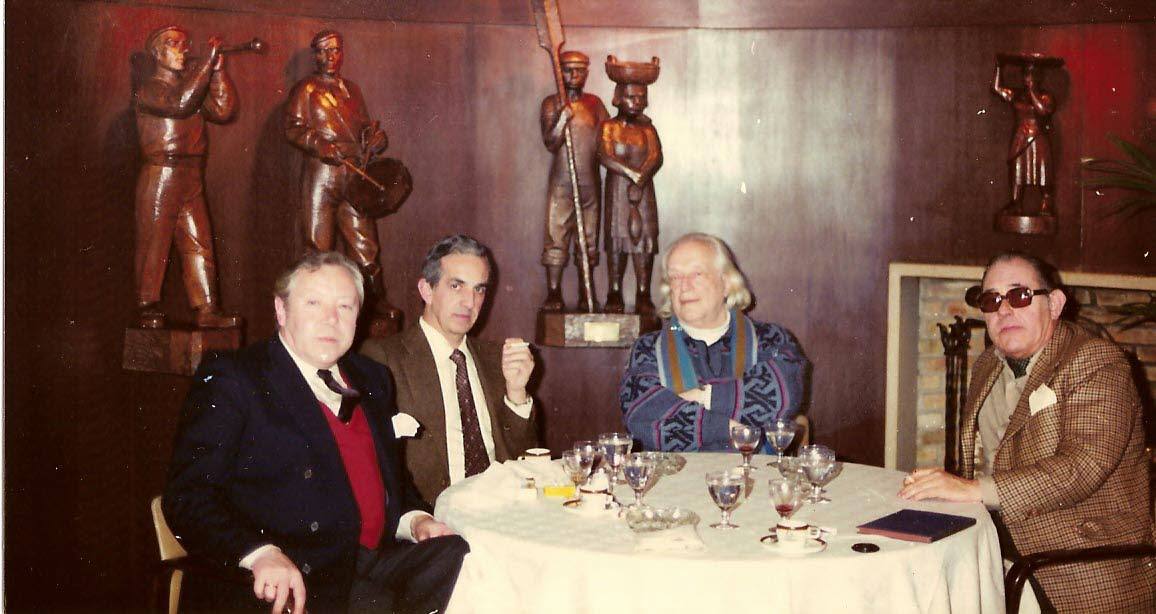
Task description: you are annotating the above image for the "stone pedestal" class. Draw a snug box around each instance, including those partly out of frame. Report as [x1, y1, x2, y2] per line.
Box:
[123, 326, 243, 376]
[537, 311, 659, 348]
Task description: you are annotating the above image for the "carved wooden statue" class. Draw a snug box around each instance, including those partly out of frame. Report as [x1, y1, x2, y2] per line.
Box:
[539, 51, 610, 312]
[992, 53, 1064, 235]
[285, 30, 398, 322]
[133, 25, 241, 329]
[600, 56, 663, 315]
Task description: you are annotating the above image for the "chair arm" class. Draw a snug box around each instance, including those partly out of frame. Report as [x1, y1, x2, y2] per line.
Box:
[1005, 543, 1156, 614]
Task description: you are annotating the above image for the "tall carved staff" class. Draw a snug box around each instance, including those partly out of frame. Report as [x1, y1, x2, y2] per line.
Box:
[531, 0, 595, 313]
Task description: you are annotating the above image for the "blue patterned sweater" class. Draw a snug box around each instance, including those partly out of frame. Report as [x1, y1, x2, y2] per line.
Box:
[619, 319, 808, 451]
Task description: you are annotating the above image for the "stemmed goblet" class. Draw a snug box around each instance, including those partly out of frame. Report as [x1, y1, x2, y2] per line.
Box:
[798, 445, 838, 504]
[597, 432, 633, 505]
[705, 469, 747, 529]
[730, 423, 763, 473]
[622, 452, 658, 509]
[764, 418, 799, 466]
[561, 448, 594, 505]
[767, 475, 807, 527]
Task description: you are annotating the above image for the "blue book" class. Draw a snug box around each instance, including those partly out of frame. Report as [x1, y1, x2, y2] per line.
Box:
[857, 509, 977, 543]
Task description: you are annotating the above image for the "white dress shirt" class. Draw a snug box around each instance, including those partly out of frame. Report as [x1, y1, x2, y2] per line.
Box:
[418, 317, 533, 486]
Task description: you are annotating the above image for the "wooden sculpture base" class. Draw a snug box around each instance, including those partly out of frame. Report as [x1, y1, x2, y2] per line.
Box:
[996, 212, 1056, 235]
[123, 326, 243, 376]
[537, 310, 659, 348]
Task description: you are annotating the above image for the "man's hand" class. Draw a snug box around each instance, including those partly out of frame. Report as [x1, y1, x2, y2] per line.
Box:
[320, 141, 359, 165]
[207, 36, 224, 71]
[411, 514, 456, 541]
[250, 549, 307, 614]
[898, 468, 981, 503]
[501, 338, 534, 405]
[553, 105, 574, 132]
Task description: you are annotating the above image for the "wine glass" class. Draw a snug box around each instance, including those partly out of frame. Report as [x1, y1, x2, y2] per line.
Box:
[705, 469, 747, 529]
[798, 445, 837, 504]
[597, 432, 632, 504]
[764, 419, 799, 466]
[622, 453, 657, 509]
[730, 423, 763, 472]
[767, 476, 807, 526]
[561, 448, 593, 504]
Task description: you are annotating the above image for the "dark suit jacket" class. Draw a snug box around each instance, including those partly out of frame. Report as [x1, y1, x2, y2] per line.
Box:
[960, 321, 1155, 611]
[361, 324, 540, 505]
[163, 337, 428, 613]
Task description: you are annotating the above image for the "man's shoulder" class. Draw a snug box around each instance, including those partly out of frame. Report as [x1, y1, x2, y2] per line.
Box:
[361, 326, 424, 365]
[1054, 321, 1130, 374]
[630, 329, 662, 354]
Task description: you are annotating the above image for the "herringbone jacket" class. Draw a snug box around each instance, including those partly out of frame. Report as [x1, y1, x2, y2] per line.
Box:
[961, 321, 1155, 612]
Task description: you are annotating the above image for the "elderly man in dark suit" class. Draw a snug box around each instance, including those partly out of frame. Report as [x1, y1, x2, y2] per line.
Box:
[361, 235, 540, 505]
[164, 251, 467, 614]
[901, 252, 1154, 612]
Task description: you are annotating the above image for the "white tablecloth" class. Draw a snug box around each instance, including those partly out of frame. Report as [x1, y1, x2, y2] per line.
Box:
[436, 453, 1004, 613]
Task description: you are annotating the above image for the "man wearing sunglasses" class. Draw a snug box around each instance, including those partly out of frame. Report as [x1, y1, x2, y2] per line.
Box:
[900, 252, 1154, 612]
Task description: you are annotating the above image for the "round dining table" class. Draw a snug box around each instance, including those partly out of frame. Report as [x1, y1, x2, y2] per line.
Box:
[435, 452, 1004, 613]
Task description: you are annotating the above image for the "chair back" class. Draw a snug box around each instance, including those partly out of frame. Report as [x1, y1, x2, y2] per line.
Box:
[151, 495, 186, 614]
[151, 495, 187, 561]
[793, 414, 811, 448]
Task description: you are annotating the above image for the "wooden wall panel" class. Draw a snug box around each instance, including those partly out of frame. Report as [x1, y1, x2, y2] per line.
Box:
[4, 1, 1154, 610]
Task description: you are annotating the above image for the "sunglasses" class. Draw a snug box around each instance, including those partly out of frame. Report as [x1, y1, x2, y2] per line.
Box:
[965, 286, 1051, 313]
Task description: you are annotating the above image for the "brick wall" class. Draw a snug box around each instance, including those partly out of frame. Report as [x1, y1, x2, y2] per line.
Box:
[916, 280, 1156, 469]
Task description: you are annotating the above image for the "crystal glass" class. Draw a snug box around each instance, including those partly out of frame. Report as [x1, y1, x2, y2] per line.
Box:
[705, 469, 747, 529]
[730, 423, 763, 472]
[767, 476, 807, 524]
[622, 452, 657, 509]
[561, 448, 593, 503]
[764, 419, 799, 466]
[798, 445, 837, 504]
[597, 432, 633, 503]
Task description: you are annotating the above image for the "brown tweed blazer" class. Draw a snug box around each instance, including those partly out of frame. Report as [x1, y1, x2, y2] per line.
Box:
[960, 320, 1155, 612]
[360, 324, 540, 506]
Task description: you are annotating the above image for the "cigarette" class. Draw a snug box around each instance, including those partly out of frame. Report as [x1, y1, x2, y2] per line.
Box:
[507, 341, 530, 349]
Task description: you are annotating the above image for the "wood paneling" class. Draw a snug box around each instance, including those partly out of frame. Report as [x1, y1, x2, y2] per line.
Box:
[5, 0, 1154, 610]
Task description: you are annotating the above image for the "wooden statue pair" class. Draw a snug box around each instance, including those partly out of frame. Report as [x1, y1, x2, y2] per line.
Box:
[538, 53, 663, 316]
[132, 27, 408, 332]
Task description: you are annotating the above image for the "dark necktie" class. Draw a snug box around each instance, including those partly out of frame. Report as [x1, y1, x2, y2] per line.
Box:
[317, 368, 360, 423]
[450, 349, 490, 477]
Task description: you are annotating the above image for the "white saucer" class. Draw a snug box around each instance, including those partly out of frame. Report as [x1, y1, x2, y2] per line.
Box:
[562, 496, 617, 516]
[760, 534, 827, 555]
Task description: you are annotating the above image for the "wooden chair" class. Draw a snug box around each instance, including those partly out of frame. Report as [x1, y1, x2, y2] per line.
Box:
[793, 414, 811, 449]
[150, 495, 188, 614]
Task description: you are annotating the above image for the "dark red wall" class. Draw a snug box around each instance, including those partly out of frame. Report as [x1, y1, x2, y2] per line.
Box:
[5, 1, 1154, 610]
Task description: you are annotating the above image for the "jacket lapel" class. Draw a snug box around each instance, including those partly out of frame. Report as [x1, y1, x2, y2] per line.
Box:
[263, 338, 354, 508]
[399, 326, 451, 478]
[962, 352, 1002, 478]
[998, 322, 1075, 453]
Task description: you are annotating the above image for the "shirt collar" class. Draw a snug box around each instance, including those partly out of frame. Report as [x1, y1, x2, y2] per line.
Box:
[680, 311, 732, 346]
[279, 331, 347, 385]
[419, 316, 472, 362]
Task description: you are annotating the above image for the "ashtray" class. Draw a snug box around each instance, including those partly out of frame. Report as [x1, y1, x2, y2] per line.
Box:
[623, 506, 699, 533]
[641, 452, 687, 476]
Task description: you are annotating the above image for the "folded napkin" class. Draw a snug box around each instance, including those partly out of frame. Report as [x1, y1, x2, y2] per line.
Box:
[634, 524, 707, 553]
[443, 459, 568, 510]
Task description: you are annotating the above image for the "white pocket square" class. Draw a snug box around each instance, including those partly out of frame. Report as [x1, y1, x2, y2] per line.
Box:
[391, 412, 421, 438]
[1028, 384, 1058, 415]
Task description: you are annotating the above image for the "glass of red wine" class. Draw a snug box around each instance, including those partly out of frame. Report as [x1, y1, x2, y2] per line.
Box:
[730, 423, 763, 473]
[768, 475, 807, 527]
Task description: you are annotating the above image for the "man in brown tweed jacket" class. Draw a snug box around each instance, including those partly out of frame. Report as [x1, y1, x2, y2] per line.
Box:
[901, 252, 1154, 612]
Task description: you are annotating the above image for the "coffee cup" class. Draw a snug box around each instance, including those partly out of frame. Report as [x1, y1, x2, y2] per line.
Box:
[518, 448, 552, 472]
[775, 519, 823, 549]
